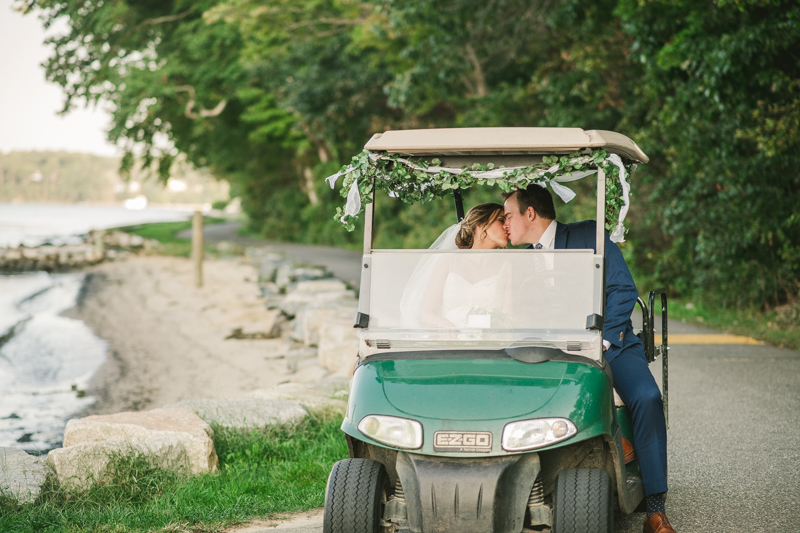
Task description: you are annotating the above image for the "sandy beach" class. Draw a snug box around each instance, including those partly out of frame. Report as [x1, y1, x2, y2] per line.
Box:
[68, 254, 294, 415]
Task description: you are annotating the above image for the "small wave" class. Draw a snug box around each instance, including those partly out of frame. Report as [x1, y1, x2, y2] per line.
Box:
[0, 271, 107, 452]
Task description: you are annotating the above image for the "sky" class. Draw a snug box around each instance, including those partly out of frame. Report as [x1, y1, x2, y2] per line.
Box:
[0, 0, 117, 156]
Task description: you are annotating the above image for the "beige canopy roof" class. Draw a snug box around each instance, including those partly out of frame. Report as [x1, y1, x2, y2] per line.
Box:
[363, 127, 649, 163]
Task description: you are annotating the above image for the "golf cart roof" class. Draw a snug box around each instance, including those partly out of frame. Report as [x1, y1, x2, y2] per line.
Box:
[364, 127, 649, 164]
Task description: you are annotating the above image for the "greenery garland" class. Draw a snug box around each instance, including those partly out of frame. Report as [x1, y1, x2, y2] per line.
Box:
[333, 148, 635, 233]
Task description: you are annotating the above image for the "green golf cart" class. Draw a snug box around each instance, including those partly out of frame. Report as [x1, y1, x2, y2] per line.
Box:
[323, 128, 668, 533]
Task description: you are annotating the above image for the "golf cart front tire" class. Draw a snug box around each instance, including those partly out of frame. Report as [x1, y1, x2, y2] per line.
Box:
[553, 468, 613, 533]
[323, 458, 388, 533]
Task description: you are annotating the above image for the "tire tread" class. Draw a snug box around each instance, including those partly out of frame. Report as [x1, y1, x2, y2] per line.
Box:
[323, 458, 386, 533]
[553, 468, 613, 533]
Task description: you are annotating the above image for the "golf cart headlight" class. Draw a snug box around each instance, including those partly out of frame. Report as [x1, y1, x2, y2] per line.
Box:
[358, 415, 423, 449]
[501, 418, 577, 451]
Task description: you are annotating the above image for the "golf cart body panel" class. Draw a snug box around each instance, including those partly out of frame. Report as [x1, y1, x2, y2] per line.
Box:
[342, 358, 614, 458]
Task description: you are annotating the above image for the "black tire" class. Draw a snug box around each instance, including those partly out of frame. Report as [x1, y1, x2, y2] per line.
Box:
[323, 459, 388, 533]
[552, 468, 614, 533]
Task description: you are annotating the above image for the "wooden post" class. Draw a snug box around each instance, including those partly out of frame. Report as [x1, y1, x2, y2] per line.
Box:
[192, 210, 203, 288]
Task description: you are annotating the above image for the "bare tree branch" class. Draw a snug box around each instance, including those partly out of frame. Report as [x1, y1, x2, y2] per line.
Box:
[143, 10, 193, 26]
[463, 44, 488, 98]
[175, 85, 227, 119]
[287, 17, 367, 31]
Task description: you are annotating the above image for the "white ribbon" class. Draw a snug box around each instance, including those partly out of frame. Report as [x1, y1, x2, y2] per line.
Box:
[326, 167, 352, 189]
[341, 180, 361, 222]
[607, 154, 630, 243]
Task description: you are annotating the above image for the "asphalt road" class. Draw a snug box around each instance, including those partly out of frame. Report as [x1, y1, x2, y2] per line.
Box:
[614, 321, 800, 532]
[198, 223, 800, 532]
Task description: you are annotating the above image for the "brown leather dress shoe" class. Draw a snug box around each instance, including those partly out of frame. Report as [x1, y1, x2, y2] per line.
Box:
[643, 512, 676, 533]
[622, 436, 636, 463]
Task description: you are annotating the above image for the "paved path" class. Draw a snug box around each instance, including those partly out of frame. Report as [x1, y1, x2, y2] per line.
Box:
[177, 221, 362, 288]
[197, 222, 798, 531]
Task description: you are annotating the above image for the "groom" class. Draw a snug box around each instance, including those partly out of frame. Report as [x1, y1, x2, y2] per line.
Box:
[503, 185, 676, 533]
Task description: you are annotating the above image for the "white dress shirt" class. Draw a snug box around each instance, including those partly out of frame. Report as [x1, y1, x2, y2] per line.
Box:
[537, 220, 557, 250]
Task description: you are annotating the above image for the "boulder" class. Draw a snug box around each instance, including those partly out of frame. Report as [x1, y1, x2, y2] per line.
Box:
[298, 305, 358, 347]
[165, 398, 307, 429]
[248, 383, 347, 413]
[275, 264, 330, 291]
[47, 436, 192, 492]
[294, 279, 349, 293]
[285, 346, 319, 373]
[0, 447, 51, 504]
[317, 317, 360, 376]
[279, 281, 356, 318]
[48, 408, 219, 491]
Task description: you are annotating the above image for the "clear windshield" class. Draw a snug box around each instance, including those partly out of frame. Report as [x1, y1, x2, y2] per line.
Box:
[359, 249, 604, 359]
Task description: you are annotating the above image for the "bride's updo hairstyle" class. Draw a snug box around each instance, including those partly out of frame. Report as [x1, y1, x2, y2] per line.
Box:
[455, 203, 505, 249]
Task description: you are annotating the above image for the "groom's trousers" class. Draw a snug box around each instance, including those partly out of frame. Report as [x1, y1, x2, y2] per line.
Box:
[607, 330, 669, 496]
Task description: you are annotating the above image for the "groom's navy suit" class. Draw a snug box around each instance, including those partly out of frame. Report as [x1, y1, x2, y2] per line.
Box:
[551, 220, 668, 496]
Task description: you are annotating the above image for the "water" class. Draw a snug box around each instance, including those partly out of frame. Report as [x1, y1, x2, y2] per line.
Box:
[0, 202, 192, 248]
[0, 203, 193, 453]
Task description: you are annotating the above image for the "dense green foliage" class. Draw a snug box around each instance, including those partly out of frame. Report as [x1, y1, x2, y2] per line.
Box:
[0, 413, 348, 533]
[21, 0, 800, 308]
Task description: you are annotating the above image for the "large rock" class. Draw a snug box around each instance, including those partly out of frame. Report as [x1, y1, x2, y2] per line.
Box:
[248, 383, 347, 413]
[294, 303, 358, 347]
[47, 437, 194, 492]
[166, 398, 307, 429]
[279, 279, 356, 318]
[48, 408, 218, 491]
[275, 264, 331, 291]
[0, 447, 51, 504]
[318, 317, 360, 376]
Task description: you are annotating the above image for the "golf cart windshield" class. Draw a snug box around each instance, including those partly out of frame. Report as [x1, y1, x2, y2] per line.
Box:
[359, 249, 605, 359]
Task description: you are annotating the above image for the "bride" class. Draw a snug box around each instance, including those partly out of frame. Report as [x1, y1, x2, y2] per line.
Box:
[400, 203, 513, 329]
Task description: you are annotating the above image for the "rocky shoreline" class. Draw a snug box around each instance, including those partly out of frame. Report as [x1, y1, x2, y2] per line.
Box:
[1, 243, 361, 503]
[0, 230, 161, 273]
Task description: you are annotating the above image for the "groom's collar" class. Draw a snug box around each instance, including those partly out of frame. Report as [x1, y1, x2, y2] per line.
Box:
[539, 220, 557, 250]
[525, 220, 558, 249]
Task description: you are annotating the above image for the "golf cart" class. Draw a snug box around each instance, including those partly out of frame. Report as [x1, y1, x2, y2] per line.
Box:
[323, 128, 668, 533]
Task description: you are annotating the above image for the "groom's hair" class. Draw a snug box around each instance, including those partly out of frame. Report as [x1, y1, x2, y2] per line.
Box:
[503, 185, 556, 220]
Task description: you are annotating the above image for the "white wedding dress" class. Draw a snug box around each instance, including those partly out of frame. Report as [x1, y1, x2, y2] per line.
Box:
[440, 272, 505, 328]
[399, 223, 511, 329]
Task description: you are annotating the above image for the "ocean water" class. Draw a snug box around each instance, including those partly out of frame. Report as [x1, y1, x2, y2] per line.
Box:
[0, 202, 192, 248]
[0, 203, 193, 453]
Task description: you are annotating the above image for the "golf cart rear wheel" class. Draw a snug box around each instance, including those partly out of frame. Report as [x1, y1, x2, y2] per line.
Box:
[553, 468, 613, 533]
[323, 458, 388, 533]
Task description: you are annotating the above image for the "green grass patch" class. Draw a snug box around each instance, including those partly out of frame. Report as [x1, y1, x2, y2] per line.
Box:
[121, 218, 225, 257]
[0, 413, 348, 533]
[668, 298, 800, 351]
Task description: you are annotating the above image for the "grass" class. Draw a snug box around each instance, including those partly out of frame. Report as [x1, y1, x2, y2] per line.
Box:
[667, 297, 800, 351]
[0, 412, 348, 533]
[120, 218, 225, 257]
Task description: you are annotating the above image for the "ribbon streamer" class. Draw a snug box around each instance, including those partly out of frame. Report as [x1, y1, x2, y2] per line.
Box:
[606, 154, 630, 243]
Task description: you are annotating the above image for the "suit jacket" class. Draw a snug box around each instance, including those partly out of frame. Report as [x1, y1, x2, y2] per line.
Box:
[551, 220, 639, 362]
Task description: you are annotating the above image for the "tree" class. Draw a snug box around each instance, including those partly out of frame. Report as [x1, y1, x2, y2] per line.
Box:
[617, 0, 800, 306]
